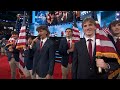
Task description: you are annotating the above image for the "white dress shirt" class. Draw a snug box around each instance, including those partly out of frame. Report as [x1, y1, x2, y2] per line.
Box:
[66, 38, 72, 48]
[40, 37, 48, 47]
[113, 36, 120, 43]
[84, 35, 95, 57]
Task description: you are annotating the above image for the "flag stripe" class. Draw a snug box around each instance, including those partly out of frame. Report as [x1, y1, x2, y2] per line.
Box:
[17, 39, 26, 43]
[19, 33, 26, 37]
[96, 34, 111, 41]
[19, 58, 25, 68]
[72, 22, 80, 42]
[18, 36, 27, 39]
[96, 46, 117, 53]
[72, 35, 80, 37]
[96, 39, 116, 49]
[20, 29, 26, 33]
[17, 43, 26, 46]
[16, 25, 27, 77]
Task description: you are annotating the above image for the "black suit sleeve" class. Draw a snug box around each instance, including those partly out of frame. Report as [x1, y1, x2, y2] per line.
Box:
[103, 57, 120, 71]
[48, 41, 55, 76]
[72, 43, 78, 79]
[58, 39, 68, 56]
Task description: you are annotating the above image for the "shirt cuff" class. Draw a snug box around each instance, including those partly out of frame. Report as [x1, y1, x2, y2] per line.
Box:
[105, 63, 110, 72]
[29, 45, 32, 49]
[67, 50, 69, 54]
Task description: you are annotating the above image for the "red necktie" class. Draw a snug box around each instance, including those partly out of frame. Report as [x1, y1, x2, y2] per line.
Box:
[116, 38, 120, 51]
[67, 40, 72, 64]
[40, 41, 43, 49]
[67, 40, 70, 48]
[88, 39, 92, 63]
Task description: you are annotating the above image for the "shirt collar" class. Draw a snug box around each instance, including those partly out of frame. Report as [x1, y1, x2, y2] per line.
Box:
[84, 35, 95, 42]
[41, 37, 47, 43]
[66, 38, 72, 41]
[113, 36, 120, 39]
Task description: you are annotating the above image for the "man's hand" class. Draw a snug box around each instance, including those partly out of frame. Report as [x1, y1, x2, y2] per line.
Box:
[23, 45, 27, 50]
[96, 59, 109, 69]
[31, 37, 39, 47]
[8, 46, 13, 52]
[45, 74, 52, 79]
[33, 37, 39, 43]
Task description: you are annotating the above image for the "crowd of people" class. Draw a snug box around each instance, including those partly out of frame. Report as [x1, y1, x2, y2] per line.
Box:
[0, 17, 120, 79]
[36, 11, 81, 26]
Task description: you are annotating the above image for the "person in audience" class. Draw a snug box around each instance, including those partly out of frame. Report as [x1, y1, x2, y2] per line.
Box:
[72, 17, 120, 79]
[61, 11, 73, 23]
[0, 38, 6, 55]
[59, 28, 74, 79]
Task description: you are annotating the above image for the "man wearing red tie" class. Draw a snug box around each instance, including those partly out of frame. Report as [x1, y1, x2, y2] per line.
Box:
[108, 20, 120, 56]
[108, 20, 120, 78]
[72, 18, 119, 79]
[59, 28, 74, 79]
[30, 25, 55, 79]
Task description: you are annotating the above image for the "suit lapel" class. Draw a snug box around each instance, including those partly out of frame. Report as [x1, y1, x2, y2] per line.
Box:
[82, 38, 95, 64]
[41, 38, 48, 50]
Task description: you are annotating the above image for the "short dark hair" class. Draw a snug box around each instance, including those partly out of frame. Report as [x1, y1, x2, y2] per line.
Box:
[36, 25, 50, 36]
[108, 20, 120, 30]
[27, 35, 33, 40]
[65, 28, 73, 32]
[11, 31, 19, 35]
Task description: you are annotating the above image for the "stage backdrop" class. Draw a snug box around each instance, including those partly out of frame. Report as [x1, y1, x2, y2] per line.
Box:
[29, 11, 84, 38]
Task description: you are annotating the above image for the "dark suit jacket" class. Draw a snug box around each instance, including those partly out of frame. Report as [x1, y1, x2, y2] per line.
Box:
[108, 34, 120, 55]
[59, 37, 73, 67]
[24, 48, 34, 70]
[5, 45, 19, 62]
[32, 38, 55, 78]
[72, 38, 120, 79]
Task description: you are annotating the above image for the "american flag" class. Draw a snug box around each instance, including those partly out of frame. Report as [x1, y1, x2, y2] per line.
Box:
[96, 21, 113, 36]
[102, 26, 113, 36]
[96, 28, 120, 79]
[72, 21, 80, 42]
[16, 26, 28, 78]
[16, 11, 28, 78]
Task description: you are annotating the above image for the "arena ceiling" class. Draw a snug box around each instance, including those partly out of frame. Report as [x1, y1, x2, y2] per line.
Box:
[0, 11, 32, 21]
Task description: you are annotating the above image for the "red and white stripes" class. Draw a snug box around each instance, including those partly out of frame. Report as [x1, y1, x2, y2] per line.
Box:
[16, 26, 27, 49]
[16, 26, 27, 77]
[96, 28, 120, 64]
[72, 26, 80, 42]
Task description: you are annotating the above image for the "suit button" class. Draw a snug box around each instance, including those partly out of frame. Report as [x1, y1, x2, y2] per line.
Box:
[90, 68, 92, 70]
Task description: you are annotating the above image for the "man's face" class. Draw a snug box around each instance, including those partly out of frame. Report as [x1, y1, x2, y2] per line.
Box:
[12, 34, 18, 39]
[111, 23, 120, 35]
[65, 29, 73, 37]
[83, 21, 96, 37]
[38, 29, 47, 39]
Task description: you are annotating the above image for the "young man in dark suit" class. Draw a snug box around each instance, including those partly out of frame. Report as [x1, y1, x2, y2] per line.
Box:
[108, 20, 120, 78]
[108, 20, 120, 55]
[23, 36, 34, 79]
[30, 25, 55, 79]
[59, 28, 74, 79]
[5, 31, 19, 79]
[72, 18, 119, 79]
